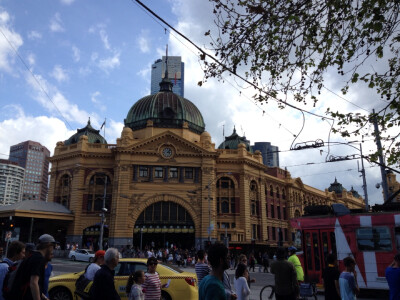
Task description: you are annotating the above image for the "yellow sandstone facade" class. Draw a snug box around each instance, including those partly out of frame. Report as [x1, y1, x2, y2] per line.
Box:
[48, 78, 364, 250]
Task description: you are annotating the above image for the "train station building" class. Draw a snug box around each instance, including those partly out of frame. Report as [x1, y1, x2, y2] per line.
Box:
[47, 76, 365, 250]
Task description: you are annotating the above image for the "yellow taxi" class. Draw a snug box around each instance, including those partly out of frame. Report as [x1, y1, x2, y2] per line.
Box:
[49, 258, 198, 300]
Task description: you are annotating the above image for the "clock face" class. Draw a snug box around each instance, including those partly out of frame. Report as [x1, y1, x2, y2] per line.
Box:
[162, 147, 173, 158]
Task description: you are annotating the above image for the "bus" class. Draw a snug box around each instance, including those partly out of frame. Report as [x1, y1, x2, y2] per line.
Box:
[290, 204, 400, 290]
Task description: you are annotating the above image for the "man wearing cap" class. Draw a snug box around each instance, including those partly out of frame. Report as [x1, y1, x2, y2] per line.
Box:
[17, 234, 55, 300]
[85, 250, 105, 281]
[287, 246, 304, 283]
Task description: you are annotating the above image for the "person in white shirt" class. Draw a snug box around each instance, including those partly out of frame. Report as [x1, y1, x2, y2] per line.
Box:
[234, 263, 250, 300]
[85, 250, 105, 280]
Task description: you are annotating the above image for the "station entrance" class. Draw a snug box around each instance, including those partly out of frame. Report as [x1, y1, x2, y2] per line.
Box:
[133, 201, 195, 249]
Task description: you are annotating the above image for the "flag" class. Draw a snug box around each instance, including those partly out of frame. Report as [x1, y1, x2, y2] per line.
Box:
[100, 119, 106, 129]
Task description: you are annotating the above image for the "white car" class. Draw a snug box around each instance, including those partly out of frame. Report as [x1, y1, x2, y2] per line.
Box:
[68, 249, 95, 262]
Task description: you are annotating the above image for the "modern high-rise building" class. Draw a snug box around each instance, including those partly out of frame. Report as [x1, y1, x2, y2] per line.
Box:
[151, 56, 184, 97]
[9, 141, 50, 201]
[0, 159, 25, 205]
[252, 142, 280, 167]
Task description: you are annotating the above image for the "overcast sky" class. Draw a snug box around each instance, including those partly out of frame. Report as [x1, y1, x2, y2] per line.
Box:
[0, 0, 396, 206]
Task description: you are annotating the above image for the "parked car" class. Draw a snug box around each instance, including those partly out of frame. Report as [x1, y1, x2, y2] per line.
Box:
[49, 258, 198, 300]
[68, 249, 95, 262]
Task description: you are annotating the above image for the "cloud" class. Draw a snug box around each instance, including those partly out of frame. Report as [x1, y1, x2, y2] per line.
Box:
[27, 30, 42, 40]
[0, 106, 74, 157]
[60, 0, 75, 5]
[137, 30, 150, 53]
[27, 53, 35, 66]
[50, 65, 69, 82]
[72, 45, 80, 62]
[0, 9, 23, 73]
[97, 53, 120, 73]
[91, 91, 106, 111]
[24, 71, 90, 124]
[49, 13, 65, 32]
[99, 29, 111, 50]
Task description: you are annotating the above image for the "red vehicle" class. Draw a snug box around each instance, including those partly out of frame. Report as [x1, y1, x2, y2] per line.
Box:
[290, 204, 400, 290]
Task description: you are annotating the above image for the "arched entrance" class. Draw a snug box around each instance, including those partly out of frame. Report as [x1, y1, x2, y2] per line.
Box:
[82, 225, 109, 251]
[133, 201, 195, 249]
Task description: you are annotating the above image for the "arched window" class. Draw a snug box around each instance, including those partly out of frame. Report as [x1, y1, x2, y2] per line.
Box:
[250, 180, 260, 216]
[270, 185, 274, 196]
[276, 188, 280, 198]
[216, 177, 236, 214]
[282, 189, 286, 200]
[57, 174, 71, 208]
[87, 173, 112, 212]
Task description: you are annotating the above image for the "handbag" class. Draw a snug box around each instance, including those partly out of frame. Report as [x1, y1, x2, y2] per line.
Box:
[75, 264, 91, 292]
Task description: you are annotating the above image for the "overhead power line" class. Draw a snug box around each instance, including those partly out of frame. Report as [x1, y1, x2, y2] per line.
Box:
[0, 28, 74, 131]
[133, 0, 333, 122]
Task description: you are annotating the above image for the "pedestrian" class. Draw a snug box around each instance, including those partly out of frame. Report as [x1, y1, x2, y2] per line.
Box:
[223, 268, 237, 300]
[142, 256, 167, 300]
[43, 261, 53, 299]
[234, 263, 250, 300]
[126, 270, 145, 300]
[84, 250, 105, 280]
[270, 247, 298, 300]
[16, 234, 55, 300]
[339, 256, 359, 300]
[195, 250, 211, 285]
[0, 241, 25, 300]
[249, 254, 255, 272]
[199, 243, 229, 300]
[90, 248, 121, 300]
[287, 246, 304, 282]
[238, 254, 255, 287]
[262, 252, 269, 273]
[25, 243, 36, 258]
[385, 253, 400, 300]
[322, 254, 340, 300]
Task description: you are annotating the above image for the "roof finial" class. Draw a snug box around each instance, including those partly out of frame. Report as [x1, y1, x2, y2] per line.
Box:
[159, 44, 173, 92]
[88, 117, 91, 125]
[165, 44, 169, 79]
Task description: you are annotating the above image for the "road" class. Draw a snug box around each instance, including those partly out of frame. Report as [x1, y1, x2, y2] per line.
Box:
[51, 258, 384, 300]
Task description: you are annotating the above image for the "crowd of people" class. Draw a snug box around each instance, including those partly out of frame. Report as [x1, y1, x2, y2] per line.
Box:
[0, 236, 399, 300]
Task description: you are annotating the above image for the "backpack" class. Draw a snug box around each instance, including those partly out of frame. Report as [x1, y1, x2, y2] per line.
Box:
[75, 264, 91, 292]
[2, 259, 29, 300]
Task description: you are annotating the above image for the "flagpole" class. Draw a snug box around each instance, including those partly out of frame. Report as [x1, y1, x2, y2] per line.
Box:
[104, 118, 106, 141]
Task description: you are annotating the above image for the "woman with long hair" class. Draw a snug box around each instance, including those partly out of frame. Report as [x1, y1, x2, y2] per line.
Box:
[234, 263, 250, 300]
[126, 270, 145, 300]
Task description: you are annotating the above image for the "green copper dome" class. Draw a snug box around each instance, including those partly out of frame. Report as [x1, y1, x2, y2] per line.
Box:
[328, 177, 344, 194]
[218, 127, 253, 152]
[124, 79, 205, 134]
[64, 119, 107, 145]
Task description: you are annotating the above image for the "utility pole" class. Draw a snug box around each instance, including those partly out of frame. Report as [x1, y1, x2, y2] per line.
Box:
[372, 109, 390, 203]
[99, 175, 107, 250]
[359, 144, 369, 211]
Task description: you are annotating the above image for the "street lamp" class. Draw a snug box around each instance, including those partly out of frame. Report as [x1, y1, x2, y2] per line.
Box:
[99, 175, 108, 250]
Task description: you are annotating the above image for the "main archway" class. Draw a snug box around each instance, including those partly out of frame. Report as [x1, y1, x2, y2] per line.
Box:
[133, 201, 195, 249]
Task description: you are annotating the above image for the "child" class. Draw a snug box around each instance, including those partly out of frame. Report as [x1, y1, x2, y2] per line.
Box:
[234, 263, 250, 300]
[126, 270, 145, 300]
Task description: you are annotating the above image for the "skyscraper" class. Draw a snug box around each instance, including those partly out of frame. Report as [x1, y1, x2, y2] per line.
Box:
[0, 159, 25, 205]
[252, 142, 280, 167]
[151, 56, 184, 97]
[9, 141, 50, 201]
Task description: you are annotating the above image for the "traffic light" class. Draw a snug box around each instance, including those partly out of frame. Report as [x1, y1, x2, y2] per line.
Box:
[9, 221, 14, 229]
